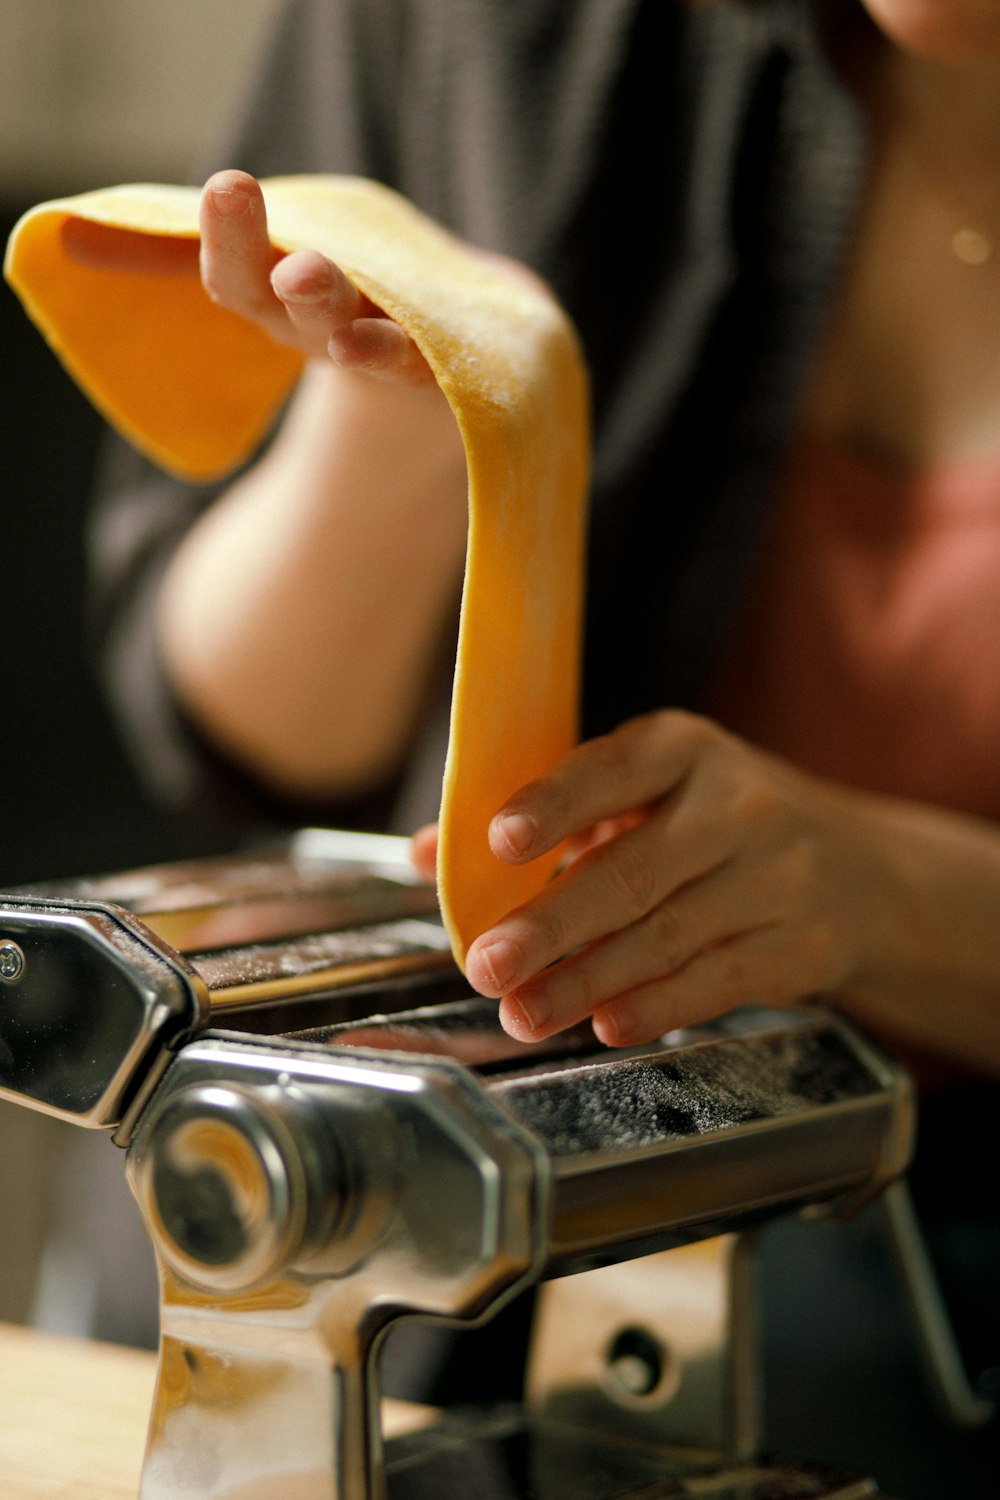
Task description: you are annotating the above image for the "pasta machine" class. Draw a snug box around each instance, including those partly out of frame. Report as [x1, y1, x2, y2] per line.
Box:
[0, 829, 984, 1499]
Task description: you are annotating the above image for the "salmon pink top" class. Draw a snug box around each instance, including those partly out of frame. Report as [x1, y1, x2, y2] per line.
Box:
[705, 433, 1000, 818]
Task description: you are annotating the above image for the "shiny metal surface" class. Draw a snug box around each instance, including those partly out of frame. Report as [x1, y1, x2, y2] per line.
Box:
[0, 831, 459, 1131]
[13, 830, 433, 950]
[11, 829, 423, 902]
[194, 916, 453, 1009]
[128, 1035, 547, 1500]
[0, 898, 206, 1127]
[0, 833, 945, 1498]
[880, 1178, 996, 1429]
[300, 1000, 915, 1272]
[382, 1410, 879, 1498]
[132, 1077, 348, 1293]
[527, 1236, 761, 1459]
[0, 939, 25, 981]
[119, 1007, 913, 1499]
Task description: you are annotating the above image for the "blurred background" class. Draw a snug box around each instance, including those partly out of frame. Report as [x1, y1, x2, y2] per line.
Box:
[0, 0, 279, 1330]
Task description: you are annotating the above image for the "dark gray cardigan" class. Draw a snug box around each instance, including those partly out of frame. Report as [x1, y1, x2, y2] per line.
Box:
[88, 0, 866, 835]
[84, 4, 1000, 1465]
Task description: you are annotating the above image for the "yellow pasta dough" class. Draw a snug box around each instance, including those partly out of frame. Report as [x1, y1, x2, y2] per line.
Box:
[4, 176, 589, 965]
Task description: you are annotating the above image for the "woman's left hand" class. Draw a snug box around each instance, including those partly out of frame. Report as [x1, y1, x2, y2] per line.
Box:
[421, 710, 883, 1046]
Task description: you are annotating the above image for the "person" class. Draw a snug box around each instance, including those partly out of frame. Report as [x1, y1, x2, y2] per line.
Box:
[78, 0, 999, 1491]
[87, 0, 1000, 1075]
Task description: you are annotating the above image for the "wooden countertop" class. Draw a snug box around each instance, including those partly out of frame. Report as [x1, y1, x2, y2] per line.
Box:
[0, 1321, 155, 1499]
[0, 1321, 435, 1499]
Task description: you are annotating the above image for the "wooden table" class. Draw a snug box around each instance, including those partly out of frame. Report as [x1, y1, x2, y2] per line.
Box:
[0, 1321, 155, 1499]
[0, 1322, 434, 1499]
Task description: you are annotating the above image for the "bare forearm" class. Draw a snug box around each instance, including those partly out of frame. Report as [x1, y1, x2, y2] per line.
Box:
[833, 789, 1000, 1074]
[158, 360, 468, 797]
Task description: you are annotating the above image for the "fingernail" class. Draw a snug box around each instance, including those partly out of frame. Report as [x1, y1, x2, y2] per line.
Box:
[470, 936, 518, 993]
[211, 187, 250, 218]
[501, 994, 551, 1040]
[492, 811, 537, 859]
[518, 994, 552, 1032]
[278, 281, 327, 303]
[274, 263, 332, 303]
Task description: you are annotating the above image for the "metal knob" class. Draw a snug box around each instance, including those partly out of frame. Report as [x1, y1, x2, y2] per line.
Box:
[133, 1079, 344, 1293]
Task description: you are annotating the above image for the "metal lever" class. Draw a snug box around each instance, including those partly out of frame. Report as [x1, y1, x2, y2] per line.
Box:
[879, 1177, 996, 1430]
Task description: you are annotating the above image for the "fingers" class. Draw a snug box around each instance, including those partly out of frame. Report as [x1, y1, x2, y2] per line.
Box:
[466, 799, 736, 1000]
[492, 856, 777, 1042]
[410, 823, 438, 883]
[487, 712, 711, 863]
[329, 317, 435, 382]
[591, 927, 801, 1048]
[269, 248, 368, 355]
[200, 171, 284, 330]
[200, 169, 432, 380]
[466, 716, 737, 1002]
[463, 710, 854, 1049]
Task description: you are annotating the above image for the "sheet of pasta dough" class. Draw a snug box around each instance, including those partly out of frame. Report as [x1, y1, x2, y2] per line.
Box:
[4, 176, 589, 965]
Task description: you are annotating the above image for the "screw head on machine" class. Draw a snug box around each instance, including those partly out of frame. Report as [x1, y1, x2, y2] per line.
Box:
[0, 941, 25, 982]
